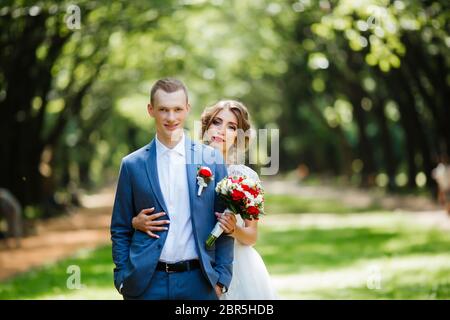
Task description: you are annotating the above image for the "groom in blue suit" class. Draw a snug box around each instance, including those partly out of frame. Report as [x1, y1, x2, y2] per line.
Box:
[110, 78, 233, 299]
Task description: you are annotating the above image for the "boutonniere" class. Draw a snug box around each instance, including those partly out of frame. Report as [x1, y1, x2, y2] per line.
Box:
[197, 166, 214, 196]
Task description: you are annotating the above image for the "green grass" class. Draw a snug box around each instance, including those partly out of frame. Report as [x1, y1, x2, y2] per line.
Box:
[264, 194, 383, 214]
[0, 246, 121, 300]
[257, 227, 450, 274]
[256, 215, 450, 299]
[1, 194, 449, 299]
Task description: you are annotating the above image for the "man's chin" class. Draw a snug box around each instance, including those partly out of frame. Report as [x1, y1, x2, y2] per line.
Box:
[161, 127, 183, 139]
[208, 141, 224, 151]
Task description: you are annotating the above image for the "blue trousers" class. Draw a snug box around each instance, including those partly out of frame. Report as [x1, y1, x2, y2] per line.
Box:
[123, 268, 218, 300]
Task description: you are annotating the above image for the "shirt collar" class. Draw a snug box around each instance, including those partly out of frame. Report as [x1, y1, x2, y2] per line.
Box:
[155, 131, 185, 157]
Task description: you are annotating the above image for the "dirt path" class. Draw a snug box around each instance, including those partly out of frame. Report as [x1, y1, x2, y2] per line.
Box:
[0, 188, 115, 281]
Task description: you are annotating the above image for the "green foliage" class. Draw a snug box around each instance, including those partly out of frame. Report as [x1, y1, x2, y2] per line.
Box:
[1, 0, 448, 209]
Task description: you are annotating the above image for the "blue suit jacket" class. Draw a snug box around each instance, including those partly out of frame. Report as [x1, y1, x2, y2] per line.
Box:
[110, 135, 233, 297]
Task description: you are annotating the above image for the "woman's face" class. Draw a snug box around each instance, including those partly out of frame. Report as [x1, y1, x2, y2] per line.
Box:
[205, 108, 238, 155]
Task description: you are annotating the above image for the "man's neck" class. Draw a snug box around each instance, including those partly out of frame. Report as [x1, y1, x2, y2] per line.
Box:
[156, 129, 184, 149]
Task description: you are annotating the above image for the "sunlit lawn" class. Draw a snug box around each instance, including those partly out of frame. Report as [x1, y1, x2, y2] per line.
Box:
[258, 216, 450, 299]
[0, 194, 449, 299]
[264, 194, 383, 214]
[0, 246, 121, 300]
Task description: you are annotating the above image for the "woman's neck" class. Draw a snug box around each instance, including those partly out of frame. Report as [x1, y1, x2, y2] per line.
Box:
[223, 147, 241, 166]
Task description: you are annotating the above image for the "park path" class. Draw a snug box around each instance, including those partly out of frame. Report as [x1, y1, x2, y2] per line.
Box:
[0, 187, 115, 281]
[0, 178, 449, 282]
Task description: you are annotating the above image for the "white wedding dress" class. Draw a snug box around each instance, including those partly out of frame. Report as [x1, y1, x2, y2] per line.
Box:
[220, 164, 278, 300]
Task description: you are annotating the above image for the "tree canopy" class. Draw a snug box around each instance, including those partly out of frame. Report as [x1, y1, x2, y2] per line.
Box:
[1, 0, 449, 217]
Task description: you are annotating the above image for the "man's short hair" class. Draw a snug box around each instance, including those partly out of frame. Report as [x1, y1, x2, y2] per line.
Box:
[150, 78, 188, 105]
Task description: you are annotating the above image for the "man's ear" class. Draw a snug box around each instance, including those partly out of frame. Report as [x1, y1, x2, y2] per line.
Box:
[147, 103, 154, 117]
[186, 102, 191, 113]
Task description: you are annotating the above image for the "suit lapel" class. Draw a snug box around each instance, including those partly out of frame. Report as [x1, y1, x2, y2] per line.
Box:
[185, 136, 203, 232]
[185, 136, 199, 208]
[144, 139, 169, 215]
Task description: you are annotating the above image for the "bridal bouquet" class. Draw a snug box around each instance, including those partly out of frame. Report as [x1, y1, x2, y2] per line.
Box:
[205, 175, 264, 248]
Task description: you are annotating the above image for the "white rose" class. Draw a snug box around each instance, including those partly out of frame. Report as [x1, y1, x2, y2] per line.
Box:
[243, 191, 253, 200]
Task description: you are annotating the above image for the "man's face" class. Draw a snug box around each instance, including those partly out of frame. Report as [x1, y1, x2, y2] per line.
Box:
[148, 89, 190, 142]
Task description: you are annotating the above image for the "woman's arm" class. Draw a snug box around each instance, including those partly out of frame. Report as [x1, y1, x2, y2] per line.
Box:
[216, 212, 258, 246]
[233, 219, 258, 246]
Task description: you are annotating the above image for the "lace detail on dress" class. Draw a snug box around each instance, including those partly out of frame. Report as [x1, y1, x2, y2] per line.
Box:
[227, 164, 260, 182]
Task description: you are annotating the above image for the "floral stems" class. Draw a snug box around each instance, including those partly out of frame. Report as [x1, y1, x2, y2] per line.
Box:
[205, 220, 224, 248]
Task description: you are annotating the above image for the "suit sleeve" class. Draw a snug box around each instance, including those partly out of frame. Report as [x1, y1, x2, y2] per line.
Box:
[110, 159, 135, 292]
[212, 152, 234, 288]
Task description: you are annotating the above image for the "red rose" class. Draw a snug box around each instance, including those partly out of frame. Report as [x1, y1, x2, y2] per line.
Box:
[249, 188, 259, 197]
[198, 167, 212, 178]
[241, 183, 260, 198]
[231, 189, 245, 201]
[247, 206, 259, 215]
[241, 184, 259, 197]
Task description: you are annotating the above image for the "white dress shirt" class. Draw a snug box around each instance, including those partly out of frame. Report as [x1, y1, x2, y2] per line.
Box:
[155, 133, 198, 263]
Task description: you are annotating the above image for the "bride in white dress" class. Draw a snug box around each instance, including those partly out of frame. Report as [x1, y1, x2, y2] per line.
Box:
[201, 100, 277, 300]
[132, 99, 277, 299]
[219, 163, 277, 300]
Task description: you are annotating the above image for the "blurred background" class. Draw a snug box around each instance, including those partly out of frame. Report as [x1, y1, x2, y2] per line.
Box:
[0, 0, 449, 299]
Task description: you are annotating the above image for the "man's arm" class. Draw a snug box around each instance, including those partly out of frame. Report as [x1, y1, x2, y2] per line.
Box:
[110, 159, 135, 293]
[213, 156, 234, 290]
